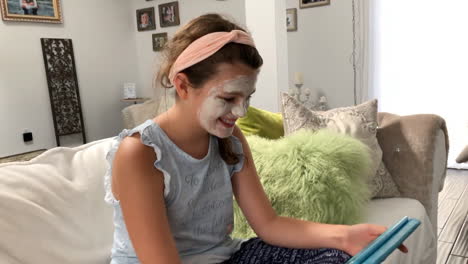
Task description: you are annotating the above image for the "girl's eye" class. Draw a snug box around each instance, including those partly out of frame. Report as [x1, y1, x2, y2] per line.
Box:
[221, 97, 235, 102]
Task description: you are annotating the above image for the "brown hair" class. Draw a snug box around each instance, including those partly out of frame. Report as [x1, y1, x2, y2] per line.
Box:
[156, 14, 263, 165]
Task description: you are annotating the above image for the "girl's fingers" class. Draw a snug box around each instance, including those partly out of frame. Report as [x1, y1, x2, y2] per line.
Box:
[398, 244, 408, 253]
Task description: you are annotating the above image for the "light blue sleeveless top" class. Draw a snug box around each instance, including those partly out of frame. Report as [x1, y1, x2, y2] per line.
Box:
[104, 120, 245, 264]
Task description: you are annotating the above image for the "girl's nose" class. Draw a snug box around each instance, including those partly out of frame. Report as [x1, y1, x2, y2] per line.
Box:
[232, 103, 247, 118]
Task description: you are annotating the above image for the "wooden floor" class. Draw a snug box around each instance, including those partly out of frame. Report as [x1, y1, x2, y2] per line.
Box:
[437, 169, 468, 264]
[0, 149, 46, 164]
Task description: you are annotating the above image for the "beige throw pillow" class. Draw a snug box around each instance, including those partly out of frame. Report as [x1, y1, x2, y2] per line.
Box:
[281, 93, 400, 198]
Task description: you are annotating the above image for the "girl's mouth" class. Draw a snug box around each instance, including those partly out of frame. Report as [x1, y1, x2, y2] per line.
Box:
[218, 117, 236, 128]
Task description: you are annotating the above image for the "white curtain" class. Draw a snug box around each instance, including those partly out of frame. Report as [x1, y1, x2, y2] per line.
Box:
[365, 0, 468, 168]
[351, 0, 370, 105]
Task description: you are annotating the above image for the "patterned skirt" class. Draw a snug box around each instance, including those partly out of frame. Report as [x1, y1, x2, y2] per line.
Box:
[222, 238, 351, 264]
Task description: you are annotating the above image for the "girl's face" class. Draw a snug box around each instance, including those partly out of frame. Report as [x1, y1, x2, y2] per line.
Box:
[195, 63, 258, 138]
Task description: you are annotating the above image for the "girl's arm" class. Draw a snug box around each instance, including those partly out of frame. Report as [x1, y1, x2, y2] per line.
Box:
[231, 126, 400, 256]
[112, 134, 181, 264]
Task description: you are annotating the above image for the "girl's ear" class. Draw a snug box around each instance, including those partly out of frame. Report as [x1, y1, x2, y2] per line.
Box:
[173, 73, 190, 100]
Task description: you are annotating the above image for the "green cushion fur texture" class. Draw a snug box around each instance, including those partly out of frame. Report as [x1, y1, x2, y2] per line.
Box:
[232, 129, 372, 239]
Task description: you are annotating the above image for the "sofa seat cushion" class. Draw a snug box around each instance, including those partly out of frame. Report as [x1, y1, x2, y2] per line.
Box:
[0, 139, 114, 264]
[365, 198, 436, 264]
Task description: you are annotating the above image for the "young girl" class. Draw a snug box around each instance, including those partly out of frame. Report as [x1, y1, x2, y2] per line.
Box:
[105, 14, 407, 264]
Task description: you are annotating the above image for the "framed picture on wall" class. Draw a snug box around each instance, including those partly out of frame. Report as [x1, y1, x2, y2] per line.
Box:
[286, 8, 297, 32]
[0, 0, 62, 23]
[152, 32, 168, 52]
[136, 7, 156, 31]
[300, 0, 330, 9]
[158, 1, 180, 27]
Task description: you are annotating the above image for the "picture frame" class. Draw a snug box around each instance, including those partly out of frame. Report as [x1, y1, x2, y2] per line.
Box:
[136, 7, 156, 32]
[158, 1, 180, 27]
[152, 32, 168, 52]
[286, 8, 297, 32]
[300, 0, 330, 9]
[0, 0, 62, 23]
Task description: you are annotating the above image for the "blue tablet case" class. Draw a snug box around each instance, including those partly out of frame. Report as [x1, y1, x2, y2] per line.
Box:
[346, 216, 421, 264]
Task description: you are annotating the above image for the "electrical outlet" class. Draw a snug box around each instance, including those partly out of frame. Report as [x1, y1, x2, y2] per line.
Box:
[23, 129, 33, 143]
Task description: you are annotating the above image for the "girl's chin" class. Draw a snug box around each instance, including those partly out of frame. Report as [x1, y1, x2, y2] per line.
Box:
[213, 133, 232, 139]
[206, 120, 234, 138]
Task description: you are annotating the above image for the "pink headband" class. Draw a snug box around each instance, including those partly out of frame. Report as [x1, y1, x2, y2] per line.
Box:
[168, 30, 256, 85]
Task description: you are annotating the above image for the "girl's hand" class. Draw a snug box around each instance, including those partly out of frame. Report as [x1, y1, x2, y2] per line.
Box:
[342, 224, 408, 256]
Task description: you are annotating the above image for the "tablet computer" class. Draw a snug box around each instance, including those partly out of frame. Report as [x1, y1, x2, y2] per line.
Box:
[346, 216, 421, 264]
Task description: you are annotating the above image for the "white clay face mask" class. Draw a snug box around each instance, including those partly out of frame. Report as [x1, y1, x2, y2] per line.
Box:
[198, 75, 256, 138]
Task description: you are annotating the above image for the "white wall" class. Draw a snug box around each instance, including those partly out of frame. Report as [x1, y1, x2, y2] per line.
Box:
[130, 0, 246, 98]
[370, 0, 468, 168]
[286, 0, 354, 108]
[0, 0, 270, 157]
[0, 0, 138, 157]
[245, 0, 289, 112]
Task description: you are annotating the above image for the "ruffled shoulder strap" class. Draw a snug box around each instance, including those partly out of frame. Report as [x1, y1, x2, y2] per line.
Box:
[104, 120, 172, 205]
[227, 135, 245, 176]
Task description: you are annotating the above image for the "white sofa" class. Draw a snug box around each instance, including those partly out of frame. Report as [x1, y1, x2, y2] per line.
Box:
[0, 116, 447, 264]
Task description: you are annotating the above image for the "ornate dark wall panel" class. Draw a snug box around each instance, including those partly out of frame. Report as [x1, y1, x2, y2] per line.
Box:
[41, 38, 86, 146]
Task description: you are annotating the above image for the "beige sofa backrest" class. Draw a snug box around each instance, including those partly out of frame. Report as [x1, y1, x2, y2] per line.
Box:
[122, 90, 175, 129]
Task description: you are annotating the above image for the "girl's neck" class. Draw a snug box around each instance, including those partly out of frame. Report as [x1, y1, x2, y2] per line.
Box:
[154, 105, 211, 158]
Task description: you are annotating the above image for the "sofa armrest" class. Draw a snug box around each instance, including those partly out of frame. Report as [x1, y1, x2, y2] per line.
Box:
[376, 113, 449, 232]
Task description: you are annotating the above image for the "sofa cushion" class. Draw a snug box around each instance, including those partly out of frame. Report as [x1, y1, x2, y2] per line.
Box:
[0, 139, 114, 264]
[232, 129, 372, 239]
[236, 106, 284, 139]
[365, 198, 436, 264]
[281, 93, 400, 199]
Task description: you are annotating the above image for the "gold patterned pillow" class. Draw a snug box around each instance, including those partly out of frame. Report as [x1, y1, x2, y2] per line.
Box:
[281, 93, 400, 198]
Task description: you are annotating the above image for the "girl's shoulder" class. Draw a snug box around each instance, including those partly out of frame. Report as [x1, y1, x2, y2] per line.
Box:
[118, 134, 154, 158]
[116, 120, 159, 157]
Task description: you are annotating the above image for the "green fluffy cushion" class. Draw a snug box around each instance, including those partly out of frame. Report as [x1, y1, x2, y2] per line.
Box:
[236, 106, 284, 139]
[232, 129, 372, 239]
